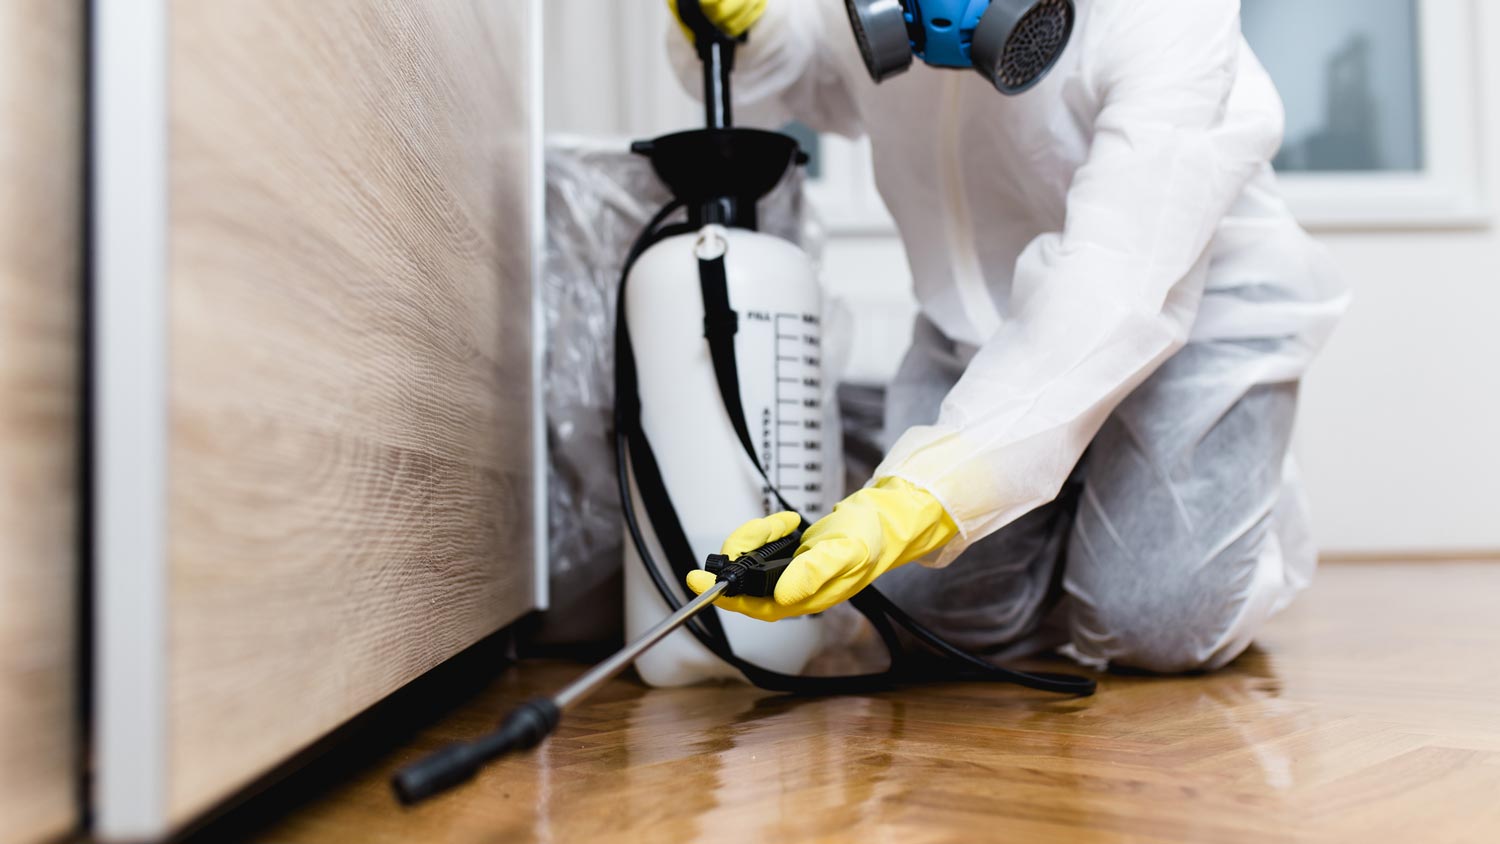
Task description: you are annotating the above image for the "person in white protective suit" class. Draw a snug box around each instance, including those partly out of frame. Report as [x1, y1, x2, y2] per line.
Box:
[668, 0, 1349, 672]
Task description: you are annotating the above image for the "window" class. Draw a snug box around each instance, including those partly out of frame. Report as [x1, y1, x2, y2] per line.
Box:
[1244, 0, 1424, 174]
[1240, 0, 1484, 227]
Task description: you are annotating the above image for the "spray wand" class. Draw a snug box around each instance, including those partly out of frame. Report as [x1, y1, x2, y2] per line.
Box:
[390, 534, 799, 804]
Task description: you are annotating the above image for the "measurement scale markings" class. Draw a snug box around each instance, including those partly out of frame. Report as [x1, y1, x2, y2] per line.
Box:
[771, 312, 823, 510]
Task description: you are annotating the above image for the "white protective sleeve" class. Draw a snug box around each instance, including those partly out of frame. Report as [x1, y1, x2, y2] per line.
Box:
[665, 1, 864, 137]
[876, 0, 1287, 566]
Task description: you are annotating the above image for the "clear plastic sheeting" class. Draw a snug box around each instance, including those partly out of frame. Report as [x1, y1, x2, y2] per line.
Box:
[538, 136, 822, 644]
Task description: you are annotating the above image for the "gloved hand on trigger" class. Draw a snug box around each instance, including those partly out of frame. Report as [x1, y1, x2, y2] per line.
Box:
[667, 0, 766, 41]
[685, 478, 958, 622]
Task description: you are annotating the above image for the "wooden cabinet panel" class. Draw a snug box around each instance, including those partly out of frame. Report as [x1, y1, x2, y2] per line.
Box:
[0, 2, 82, 842]
[165, 0, 539, 823]
[95, 0, 540, 835]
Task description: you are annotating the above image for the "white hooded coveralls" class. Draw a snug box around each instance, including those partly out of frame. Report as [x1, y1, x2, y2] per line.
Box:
[670, 0, 1348, 670]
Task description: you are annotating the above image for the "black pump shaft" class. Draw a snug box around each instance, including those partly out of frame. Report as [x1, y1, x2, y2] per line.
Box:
[675, 0, 737, 128]
[700, 39, 734, 129]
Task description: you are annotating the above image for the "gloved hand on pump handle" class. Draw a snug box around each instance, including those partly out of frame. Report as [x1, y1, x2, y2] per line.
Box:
[668, 0, 766, 40]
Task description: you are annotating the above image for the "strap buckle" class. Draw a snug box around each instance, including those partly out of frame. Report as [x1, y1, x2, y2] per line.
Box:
[694, 224, 729, 260]
[702, 310, 739, 339]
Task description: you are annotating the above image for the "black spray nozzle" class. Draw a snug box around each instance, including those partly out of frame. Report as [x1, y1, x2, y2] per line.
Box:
[391, 697, 559, 805]
[705, 532, 802, 598]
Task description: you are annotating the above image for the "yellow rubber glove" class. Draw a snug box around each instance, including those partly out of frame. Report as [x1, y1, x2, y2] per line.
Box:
[667, 0, 767, 41]
[685, 478, 958, 622]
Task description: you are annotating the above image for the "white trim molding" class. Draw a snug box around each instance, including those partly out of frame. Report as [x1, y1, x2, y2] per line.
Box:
[91, 0, 171, 838]
[530, 0, 550, 611]
[1276, 0, 1490, 230]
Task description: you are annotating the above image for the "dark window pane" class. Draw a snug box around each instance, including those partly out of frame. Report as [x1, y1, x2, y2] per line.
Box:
[1243, 0, 1423, 172]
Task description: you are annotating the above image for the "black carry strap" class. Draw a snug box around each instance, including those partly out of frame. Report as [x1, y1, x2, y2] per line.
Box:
[696, 251, 753, 465]
[696, 247, 806, 517]
[615, 205, 1095, 697]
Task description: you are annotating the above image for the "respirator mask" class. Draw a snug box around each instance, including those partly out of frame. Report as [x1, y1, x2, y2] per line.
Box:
[845, 0, 1074, 94]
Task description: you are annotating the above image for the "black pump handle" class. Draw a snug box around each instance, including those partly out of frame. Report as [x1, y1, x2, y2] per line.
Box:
[675, 0, 737, 129]
[676, 0, 732, 49]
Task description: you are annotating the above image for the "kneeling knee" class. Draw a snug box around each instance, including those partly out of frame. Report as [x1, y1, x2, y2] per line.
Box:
[1069, 567, 1256, 674]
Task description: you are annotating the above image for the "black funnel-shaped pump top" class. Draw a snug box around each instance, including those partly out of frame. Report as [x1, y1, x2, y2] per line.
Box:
[632, 128, 808, 230]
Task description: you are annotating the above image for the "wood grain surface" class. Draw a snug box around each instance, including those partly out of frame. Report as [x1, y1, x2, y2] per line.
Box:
[0, 2, 82, 842]
[241, 561, 1500, 844]
[165, 0, 536, 824]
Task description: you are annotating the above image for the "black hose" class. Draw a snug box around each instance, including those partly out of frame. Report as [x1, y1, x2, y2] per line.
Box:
[613, 201, 1096, 698]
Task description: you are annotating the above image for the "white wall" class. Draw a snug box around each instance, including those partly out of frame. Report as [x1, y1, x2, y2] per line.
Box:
[544, 0, 695, 137]
[1292, 1, 1499, 554]
[545, 0, 1500, 555]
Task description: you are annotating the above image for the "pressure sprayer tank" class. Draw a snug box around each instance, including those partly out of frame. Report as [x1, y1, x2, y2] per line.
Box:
[622, 129, 835, 686]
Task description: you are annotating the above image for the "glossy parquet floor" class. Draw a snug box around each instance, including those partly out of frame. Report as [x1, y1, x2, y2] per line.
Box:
[250, 562, 1500, 843]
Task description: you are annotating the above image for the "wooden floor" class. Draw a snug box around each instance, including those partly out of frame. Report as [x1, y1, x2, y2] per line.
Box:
[242, 562, 1500, 843]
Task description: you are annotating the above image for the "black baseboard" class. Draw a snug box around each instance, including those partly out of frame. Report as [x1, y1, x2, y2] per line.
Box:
[173, 619, 529, 844]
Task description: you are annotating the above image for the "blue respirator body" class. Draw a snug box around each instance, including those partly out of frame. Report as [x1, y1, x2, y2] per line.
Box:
[845, 0, 1075, 94]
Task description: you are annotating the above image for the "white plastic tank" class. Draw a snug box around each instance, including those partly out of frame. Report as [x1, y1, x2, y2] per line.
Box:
[623, 224, 838, 686]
